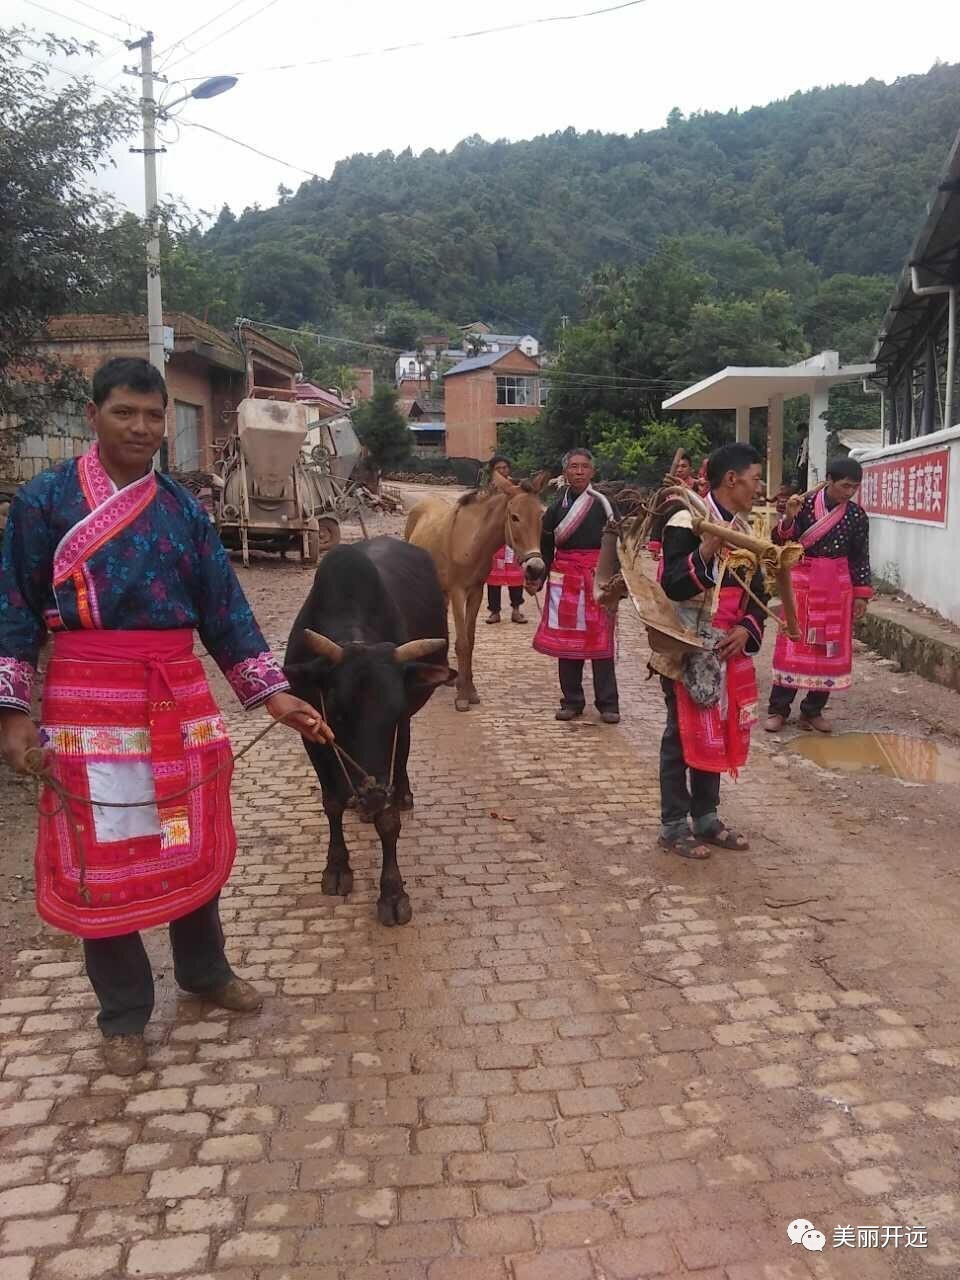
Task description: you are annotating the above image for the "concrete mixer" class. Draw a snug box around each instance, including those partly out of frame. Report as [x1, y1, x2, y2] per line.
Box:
[215, 394, 341, 566]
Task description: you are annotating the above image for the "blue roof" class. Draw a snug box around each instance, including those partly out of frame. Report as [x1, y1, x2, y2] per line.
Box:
[444, 351, 508, 377]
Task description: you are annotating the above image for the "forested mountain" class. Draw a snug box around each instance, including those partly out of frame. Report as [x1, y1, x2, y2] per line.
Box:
[190, 61, 959, 341]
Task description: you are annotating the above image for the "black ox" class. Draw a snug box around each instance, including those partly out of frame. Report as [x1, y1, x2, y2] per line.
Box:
[284, 537, 454, 925]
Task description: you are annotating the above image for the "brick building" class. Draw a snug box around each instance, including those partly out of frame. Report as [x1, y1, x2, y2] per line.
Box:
[4, 313, 300, 481]
[443, 348, 544, 461]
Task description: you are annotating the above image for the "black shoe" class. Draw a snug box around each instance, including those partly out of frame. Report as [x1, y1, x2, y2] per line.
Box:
[600, 711, 620, 724]
[555, 707, 583, 721]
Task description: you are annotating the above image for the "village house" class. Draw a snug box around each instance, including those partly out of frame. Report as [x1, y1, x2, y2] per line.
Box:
[1, 313, 301, 482]
[443, 348, 544, 460]
[857, 127, 960, 621]
[458, 321, 540, 358]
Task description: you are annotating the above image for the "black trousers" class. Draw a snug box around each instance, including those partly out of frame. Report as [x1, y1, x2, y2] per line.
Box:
[768, 686, 830, 718]
[487, 584, 524, 612]
[83, 894, 233, 1037]
[659, 678, 720, 834]
[559, 657, 619, 714]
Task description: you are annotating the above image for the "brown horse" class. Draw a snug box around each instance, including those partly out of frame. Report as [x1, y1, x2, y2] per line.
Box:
[405, 471, 548, 710]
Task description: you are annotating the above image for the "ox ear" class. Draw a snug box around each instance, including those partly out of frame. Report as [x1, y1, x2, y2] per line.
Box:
[530, 469, 551, 495]
[406, 663, 458, 690]
[489, 470, 518, 496]
[394, 638, 446, 664]
[303, 630, 344, 665]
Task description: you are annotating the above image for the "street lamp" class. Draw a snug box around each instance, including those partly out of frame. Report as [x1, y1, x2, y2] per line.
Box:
[127, 33, 238, 460]
[161, 76, 238, 115]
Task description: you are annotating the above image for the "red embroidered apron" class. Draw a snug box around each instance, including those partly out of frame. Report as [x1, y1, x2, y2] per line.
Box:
[37, 629, 236, 939]
[532, 548, 615, 661]
[674, 586, 758, 776]
[486, 544, 525, 588]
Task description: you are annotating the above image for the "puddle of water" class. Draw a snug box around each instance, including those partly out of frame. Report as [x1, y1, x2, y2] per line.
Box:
[784, 732, 960, 784]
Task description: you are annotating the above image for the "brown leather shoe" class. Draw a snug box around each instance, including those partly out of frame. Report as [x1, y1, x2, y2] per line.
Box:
[600, 711, 620, 724]
[510, 608, 527, 624]
[102, 1033, 147, 1077]
[799, 714, 832, 734]
[764, 714, 786, 733]
[203, 977, 263, 1013]
[555, 707, 583, 721]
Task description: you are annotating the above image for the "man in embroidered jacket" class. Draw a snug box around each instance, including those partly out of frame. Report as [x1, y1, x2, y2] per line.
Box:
[0, 359, 331, 1075]
[765, 456, 873, 734]
[532, 448, 620, 723]
[657, 443, 766, 860]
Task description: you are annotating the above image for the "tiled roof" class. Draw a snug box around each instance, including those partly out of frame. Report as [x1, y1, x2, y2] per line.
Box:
[444, 349, 539, 378]
[45, 312, 238, 357]
[295, 381, 351, 411]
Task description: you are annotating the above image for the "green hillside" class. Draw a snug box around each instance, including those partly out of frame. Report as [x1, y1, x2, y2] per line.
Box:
[196, 61, 959, 341]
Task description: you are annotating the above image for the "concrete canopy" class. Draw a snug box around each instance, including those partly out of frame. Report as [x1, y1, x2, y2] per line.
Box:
[661, 361, 875, 412]
[661, 353, 876, 492]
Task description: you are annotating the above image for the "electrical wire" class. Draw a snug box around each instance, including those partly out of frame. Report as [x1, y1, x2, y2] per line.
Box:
[155, 0, 261, 69]
[72, 0, 141, 29]
[21, 0, 127, 44]
[236, 320, 696, 388]
[177, 0, 651, 79]
[177, 117, 318, 178]
[161, 0, 285, 73]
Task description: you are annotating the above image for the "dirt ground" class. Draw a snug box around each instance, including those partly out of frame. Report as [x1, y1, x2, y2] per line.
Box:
[3, 491, 960, 1277]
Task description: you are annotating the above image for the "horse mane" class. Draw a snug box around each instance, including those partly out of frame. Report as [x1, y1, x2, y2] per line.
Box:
[457, 479, 536, 507]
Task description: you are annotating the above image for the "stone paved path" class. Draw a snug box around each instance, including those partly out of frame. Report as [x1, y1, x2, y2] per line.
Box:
[3, 550, 960, 1280]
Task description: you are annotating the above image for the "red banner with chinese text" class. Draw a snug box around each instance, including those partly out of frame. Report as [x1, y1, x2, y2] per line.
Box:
[860, 447, 950, 527]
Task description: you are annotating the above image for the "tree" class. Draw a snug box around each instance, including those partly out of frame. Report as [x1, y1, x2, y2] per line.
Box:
[82, 202, 242, 329]
[382, 309, 419, 350]
[352, 385, 411, 470]
[0, 25, 137, 431]
[592, 419, 709, 484]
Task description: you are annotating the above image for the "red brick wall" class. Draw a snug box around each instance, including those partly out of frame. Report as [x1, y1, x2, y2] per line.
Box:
[444, 358, 541, 460]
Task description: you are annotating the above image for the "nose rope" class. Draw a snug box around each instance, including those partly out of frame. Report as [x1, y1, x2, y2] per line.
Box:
[317, 691, 399, 804]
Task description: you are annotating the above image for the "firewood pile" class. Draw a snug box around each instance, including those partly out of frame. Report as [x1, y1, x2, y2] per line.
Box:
[355, 485, 405, 515]
[385, 470, 460, 486]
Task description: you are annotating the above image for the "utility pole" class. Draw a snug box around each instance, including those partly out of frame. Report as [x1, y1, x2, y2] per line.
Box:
[127, 33, 166, 380]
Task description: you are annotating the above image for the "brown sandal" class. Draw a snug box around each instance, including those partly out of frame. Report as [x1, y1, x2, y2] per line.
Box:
[658, 832, 712, 860]
[698, 822, 749, 851]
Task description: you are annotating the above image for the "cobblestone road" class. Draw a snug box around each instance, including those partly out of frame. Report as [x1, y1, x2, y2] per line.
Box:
[3, 525, 960, 1280]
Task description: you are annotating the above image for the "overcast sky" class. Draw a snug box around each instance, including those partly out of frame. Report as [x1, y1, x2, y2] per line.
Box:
[12, 0, 960, 221]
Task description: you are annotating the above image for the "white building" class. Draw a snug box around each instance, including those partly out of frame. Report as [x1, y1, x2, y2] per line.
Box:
[859, 128, 960, 621]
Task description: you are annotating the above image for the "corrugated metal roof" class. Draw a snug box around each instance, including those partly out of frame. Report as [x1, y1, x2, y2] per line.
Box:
[444, 351, 508, 377]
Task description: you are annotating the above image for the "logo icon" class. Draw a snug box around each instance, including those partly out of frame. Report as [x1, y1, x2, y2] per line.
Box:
[787, 1219, 816, 1245]
[801, 1230, 826, 1252]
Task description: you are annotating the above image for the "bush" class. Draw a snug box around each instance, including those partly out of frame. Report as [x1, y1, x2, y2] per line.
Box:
[592, 418, 709, 485]
[496, 419, 555, 477]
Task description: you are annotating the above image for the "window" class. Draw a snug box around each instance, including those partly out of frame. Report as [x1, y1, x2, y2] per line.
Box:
[538, 381, 549, 407]
[496, 376, 534, 406]
[174, 401, 201, 471]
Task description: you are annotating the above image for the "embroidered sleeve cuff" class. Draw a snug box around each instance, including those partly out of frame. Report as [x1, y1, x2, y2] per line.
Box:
[225, 652, 291, 709]
[0, 658, 36, 714]
[687, 550, 715, 590]
[741, 615, 763, 647]
[853, 586, 874, 600]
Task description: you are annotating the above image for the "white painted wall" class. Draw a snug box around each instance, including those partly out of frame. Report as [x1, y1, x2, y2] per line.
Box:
[858, 424, 960, 624]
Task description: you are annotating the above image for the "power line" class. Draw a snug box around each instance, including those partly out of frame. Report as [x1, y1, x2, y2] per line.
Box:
[178, 0, 651, 78]
[72, 0, 140, 29]
[155, 0, 260, 68]
[21, 0, 127, 43]
[161, 0, 285, 73]
[239, 320, 694, 386]
[235, 320, 400, 353]
[178, 117, 318, 178]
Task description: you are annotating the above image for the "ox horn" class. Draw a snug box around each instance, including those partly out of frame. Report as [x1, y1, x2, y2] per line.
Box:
[394, 638, 446, 664]
[303, 630, 345, 664]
